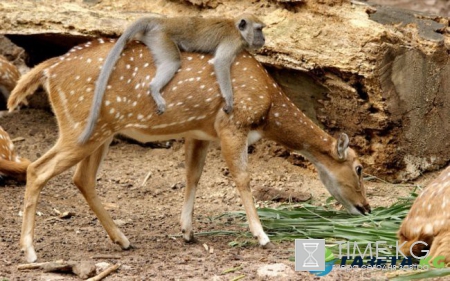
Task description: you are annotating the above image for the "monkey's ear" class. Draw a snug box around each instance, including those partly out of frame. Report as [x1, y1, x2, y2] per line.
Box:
[238, 19, 247, 31]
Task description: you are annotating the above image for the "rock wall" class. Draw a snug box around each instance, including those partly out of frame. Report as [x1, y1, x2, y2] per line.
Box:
[369, 0, 450, 17]
[0, 0, 449, 181]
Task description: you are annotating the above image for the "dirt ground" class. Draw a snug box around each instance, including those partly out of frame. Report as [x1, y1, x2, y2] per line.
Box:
[0, 108, 437, 281]
[0, 0, 447, 280]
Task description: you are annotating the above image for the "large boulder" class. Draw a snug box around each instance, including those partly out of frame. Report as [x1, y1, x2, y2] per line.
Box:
[1, 0, 449, 181]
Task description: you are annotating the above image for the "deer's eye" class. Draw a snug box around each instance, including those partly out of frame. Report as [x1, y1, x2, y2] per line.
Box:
[355, 166, 363, 177]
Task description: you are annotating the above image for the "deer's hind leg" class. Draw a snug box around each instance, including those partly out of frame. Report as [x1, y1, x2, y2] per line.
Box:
[181, 138, 210, 242]
[21, 139, 100, 263]
[72, 136, 131, 251]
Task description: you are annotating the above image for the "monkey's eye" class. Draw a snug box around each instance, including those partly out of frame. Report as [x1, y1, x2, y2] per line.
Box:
[239, 19, 247, 30]
[355, 166, 363, 177]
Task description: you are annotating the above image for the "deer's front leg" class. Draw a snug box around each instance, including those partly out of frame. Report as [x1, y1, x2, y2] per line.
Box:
[181, 139, 210, 242]
[219, 128, 272, 248]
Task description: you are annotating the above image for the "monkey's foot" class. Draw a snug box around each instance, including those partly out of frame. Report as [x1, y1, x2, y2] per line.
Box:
[156, 103, 166, 115]
[223, 104, 233, 114]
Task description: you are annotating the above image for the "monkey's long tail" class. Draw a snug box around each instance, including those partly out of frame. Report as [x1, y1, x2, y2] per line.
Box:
[7, 58, 59, 112]
[78, 17, 160, 144]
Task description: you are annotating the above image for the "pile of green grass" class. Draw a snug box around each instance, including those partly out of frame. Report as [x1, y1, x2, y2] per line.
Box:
[197, 187, 450, 279]
[203, 193, 415, 255]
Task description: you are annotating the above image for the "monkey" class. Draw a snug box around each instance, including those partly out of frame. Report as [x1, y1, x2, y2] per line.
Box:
[79, 14, 265, 144]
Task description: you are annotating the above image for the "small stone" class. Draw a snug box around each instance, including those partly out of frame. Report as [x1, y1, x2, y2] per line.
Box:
[95, 262, 111, 274]
[257, 263, 295, 279]
[72, 261, 96, 279]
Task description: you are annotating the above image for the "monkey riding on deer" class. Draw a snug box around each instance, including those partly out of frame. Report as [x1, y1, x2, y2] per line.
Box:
[8, 37, 371, 263]
[79, 14, 266, 144]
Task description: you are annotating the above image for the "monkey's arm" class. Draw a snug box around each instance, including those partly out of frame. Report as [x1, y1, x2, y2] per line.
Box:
[213, 43, 242, 114]
[79, 17, 157, 144]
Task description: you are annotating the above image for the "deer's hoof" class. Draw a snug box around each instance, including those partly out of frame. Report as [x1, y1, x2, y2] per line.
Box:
[24, 247, 38, 263]
[182, 231, 198, 243]
[262, 241, 276, 249]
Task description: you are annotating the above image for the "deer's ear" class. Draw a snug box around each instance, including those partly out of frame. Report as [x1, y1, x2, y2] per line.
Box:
[336, 133, 349, 160]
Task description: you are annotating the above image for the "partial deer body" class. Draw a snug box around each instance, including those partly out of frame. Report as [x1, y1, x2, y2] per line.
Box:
[0, 125, 30, 181]
[0, 55, 20, 102]
[8, 38, 370, 263]
[0, 56, 30, 181]
[398, 166, 450, 262]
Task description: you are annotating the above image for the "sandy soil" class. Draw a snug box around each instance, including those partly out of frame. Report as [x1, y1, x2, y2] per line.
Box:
[0, 1, 445, 280]
[0, 108, 434, 281]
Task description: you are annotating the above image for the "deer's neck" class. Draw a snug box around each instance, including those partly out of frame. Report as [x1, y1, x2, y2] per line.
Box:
[262, 91, 335, 163]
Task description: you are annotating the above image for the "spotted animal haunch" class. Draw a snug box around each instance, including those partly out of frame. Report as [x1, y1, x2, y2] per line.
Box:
[398, 166, 450, 262]
[0, 55, 21, 102]
[8, 38, 370, 263]
[0, 126, 30, 181]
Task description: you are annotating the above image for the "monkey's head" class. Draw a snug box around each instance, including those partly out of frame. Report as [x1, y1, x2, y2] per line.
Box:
[235, 14, 266, 50]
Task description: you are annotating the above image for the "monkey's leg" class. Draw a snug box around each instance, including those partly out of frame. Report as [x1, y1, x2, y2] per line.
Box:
[213, 44, 238, 114]
[181, 138, 210, 242]
[141, 32, 181, 115]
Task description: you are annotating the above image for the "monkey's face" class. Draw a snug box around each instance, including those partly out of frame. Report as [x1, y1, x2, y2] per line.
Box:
[236, 15, 266, 50]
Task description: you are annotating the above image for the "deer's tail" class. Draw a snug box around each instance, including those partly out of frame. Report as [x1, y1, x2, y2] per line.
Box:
[7, 57, 60, 112]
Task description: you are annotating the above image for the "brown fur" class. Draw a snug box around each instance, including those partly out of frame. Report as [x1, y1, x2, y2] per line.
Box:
[0, 55, 21, 99]
[398, 166, 450, 262]
[0, 126, 30, 181]
[80, 14, 266, 142]
[8, 39, 369, 262]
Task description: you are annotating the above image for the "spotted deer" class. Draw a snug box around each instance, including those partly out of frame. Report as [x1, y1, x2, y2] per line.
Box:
[0, 56, 29, 181]
[8, 38, 371, 263]
[0, 125, 30, 182]
[398, 166, 450, 263]
[0, 55, 21, 102]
